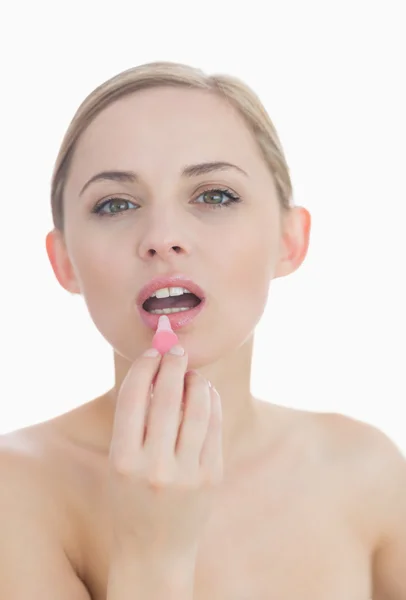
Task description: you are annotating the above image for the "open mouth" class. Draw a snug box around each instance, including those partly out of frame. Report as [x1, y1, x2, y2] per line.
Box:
[142, 287, 202, 315]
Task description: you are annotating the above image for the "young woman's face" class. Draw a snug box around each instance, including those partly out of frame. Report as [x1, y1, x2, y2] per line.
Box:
[53, 87, 308, 367]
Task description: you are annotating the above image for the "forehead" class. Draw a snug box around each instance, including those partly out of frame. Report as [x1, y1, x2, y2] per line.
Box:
[68, 87, 266, 185]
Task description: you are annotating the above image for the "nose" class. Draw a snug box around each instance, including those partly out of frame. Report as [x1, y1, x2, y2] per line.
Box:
[137, 210, 191, 261]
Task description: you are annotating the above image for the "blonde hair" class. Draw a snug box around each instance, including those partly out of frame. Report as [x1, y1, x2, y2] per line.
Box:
[51, 61, 294, 231]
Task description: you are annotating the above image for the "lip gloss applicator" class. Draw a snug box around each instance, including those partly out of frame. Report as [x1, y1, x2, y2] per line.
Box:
[149, 316, 185, 415]
[152, 315, 179, 354]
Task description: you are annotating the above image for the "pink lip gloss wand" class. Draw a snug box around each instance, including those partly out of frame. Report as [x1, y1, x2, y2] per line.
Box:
[152, 315, 179, 354]
[149, 316, 184, 418]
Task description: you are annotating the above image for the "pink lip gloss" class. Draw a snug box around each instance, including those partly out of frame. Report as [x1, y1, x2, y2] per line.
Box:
[152, 315, 179, 354]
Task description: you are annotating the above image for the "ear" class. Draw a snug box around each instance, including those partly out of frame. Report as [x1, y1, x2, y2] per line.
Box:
[45, 229, 81, 294]
[274, 206, 311, 279]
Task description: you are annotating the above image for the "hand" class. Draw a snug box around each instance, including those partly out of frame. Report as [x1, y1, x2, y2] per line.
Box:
[107, 345, 223, 562]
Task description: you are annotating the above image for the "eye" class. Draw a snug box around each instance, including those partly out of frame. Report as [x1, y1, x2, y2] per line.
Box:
[91, 187, 242, 217]
[91, 197, 138, 216]
[194, 188, 241, 209]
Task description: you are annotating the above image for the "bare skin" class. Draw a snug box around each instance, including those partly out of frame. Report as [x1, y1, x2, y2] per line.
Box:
[1, 391, 405, 599]
[1, 86, 405, 599]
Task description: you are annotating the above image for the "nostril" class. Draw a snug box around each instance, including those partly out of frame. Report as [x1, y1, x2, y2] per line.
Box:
[147, 246, 182, 256]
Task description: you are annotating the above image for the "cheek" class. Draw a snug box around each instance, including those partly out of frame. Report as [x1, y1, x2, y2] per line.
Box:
[70, 239, 130, 306]
[194, 228, 276, 363]
[215, 224, 278, 307]
[70, 242, 137, 351]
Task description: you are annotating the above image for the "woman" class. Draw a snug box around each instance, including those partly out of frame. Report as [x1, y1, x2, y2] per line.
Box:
[0, 61, 405, 599]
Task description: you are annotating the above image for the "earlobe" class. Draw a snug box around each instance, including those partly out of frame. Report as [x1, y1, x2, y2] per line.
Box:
[45, 229, 80, 294]
[274, 206, 311, 278]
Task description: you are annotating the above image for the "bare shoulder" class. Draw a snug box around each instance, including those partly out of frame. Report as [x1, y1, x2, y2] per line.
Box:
[0, 426, 76, 529]
[314, 410, 405, 475]
[311, 411, 406, 545]
[0, 427, 91, 598]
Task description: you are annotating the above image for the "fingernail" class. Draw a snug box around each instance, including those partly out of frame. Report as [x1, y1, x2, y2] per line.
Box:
[143, 347, 160, 357]
[169, 345, 185, 356]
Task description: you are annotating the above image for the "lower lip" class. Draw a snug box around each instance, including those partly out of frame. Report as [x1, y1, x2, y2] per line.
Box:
[137, 299, 206, 331]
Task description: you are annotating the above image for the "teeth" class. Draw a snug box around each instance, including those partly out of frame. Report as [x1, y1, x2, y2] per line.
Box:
[149, 307, 190, 314]
[151, 286, 191, 299]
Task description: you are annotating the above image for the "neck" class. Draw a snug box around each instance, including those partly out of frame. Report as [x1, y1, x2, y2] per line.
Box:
[111, 335, 259, 469]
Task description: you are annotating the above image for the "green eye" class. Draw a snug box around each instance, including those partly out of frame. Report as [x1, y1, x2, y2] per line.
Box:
[92, 187, 241, 217]
[201, 190, 224, 204]
[92, 198, 137, 216]
[195, 188, 241, 209]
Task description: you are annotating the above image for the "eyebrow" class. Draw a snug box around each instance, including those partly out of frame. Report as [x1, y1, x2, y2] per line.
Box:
[79, 161, 248, 196]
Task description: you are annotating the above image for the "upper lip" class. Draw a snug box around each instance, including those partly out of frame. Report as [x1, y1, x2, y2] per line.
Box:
[137, 274, 206, 308]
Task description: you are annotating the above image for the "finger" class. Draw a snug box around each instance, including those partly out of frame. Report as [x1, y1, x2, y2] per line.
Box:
[143, 346, 188, 458]
[176, 372, 211, 469]
[200, 386, 223, 484]
[109, 349, 162, 472]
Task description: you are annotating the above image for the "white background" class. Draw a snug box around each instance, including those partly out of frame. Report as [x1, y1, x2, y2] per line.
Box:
[0, 1, 404, 452]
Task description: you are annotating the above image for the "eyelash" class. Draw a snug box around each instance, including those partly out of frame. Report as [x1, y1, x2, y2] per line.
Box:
[91, 187, 242, 217]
